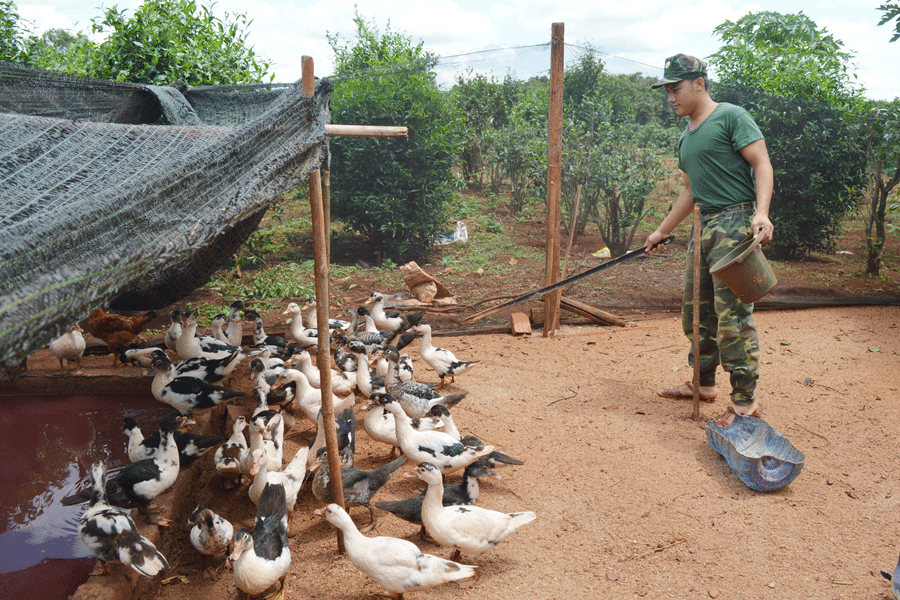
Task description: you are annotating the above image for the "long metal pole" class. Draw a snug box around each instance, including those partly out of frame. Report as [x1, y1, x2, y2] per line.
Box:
[302, 55, 345, 551]
[543, 22, 564, 337]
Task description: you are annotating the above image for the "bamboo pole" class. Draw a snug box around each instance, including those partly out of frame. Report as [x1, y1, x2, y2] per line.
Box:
[692, 204, 702, 421]
[543, 22, 564, 338]
[554, 184, 582, 330]
[324, 124, 408, 137]
[303, 55, 345, 551]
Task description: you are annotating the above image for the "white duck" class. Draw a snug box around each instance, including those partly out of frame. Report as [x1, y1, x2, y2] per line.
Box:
[281, 302, 319, 348]
[176, 311, 242, 360]
[373, 393, 492, 473]
[415, 323, 479, 389]
[362, 395, 443, 458]
[165, 308, 183, 352]
[224, 300, 245, 346]
[270, 368, 355, 425]
[215, 415, 249, 490]
[210, 314, 231, 344]
[188, 501, 234, 580]
[230, 482, 291, 600]
[315, 503, 478, 596]
[288, 348, 355, 395]
[414, 461, 536, 564]
[302, 297, 351, 331]
[49, 323, 86, 374]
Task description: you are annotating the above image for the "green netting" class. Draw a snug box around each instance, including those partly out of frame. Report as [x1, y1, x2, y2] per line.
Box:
[0, 61, 331, 371]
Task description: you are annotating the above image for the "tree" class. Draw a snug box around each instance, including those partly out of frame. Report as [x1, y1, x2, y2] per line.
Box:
[88, 0, 270, 85]
[878, 2, 900, 42]
[709, 11, 868, 258]
[709, 11, 864, 110]
[863, 101, 900, 275]
[22, 28, 92, 73]
[327, 12, 464, 261]
[452, 72, 522, 190]
[0, 0, 25, 62]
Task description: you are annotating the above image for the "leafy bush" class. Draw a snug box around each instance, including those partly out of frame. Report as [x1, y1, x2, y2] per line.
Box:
[716, 84, 866, 258]
[327, 13, 464, 262]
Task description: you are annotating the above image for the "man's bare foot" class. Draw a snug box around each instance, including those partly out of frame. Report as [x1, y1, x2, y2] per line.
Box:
[714, 400, 762, 427]
[657, 381, 718, 402]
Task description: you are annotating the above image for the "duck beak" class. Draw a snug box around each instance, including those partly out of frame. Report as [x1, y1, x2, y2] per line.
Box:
[313, 508, 326, 518]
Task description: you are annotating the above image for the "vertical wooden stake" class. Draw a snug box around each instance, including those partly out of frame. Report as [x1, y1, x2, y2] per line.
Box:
[543, 22, 564, 338]
[692, 204, 702, 421]
[554, 184, 582, 331]
[303, 55, 345, 552]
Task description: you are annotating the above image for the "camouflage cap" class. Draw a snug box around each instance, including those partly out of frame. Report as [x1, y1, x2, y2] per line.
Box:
[651, 53, 708, 89]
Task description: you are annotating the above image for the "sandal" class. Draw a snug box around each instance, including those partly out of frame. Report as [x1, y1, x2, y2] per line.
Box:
[714, 404, 764, 427]
[657, 381, 717, 403]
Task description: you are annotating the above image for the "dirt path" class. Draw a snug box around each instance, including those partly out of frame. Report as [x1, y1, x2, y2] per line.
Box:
[62, 304, 899, 600]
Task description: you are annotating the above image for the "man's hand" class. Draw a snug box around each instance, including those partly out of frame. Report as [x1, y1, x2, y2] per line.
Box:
[644, 230, 669, 254]
[751, 213, 774, 244]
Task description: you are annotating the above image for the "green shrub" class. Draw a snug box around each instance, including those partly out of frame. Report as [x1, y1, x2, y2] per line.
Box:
[716, 84, 866, 258]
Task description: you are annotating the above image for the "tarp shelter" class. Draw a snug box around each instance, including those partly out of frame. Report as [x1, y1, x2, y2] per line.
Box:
[0, 61, 332, 370]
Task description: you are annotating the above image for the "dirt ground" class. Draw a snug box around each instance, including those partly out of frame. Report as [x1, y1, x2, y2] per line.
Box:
[18, 210, 898, 600]
[38, 299, 896, 600]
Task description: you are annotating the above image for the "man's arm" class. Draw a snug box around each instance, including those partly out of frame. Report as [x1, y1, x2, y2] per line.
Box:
[645, 171, 695, 252]
[739, 138, 774, 244]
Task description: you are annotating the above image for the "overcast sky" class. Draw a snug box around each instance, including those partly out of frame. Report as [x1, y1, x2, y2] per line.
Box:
[16, 0, 900, 100]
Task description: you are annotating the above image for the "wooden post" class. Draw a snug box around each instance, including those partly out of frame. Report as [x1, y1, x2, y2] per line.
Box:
[303, 55, 345, 551]
[544, 22, 564, 338]
[692, 204, 702, 421]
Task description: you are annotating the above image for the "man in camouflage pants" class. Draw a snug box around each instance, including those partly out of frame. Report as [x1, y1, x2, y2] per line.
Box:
[644, 54, 774, 426]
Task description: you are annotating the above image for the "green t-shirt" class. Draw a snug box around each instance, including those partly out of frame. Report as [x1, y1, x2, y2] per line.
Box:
[677, 102, 763, 212]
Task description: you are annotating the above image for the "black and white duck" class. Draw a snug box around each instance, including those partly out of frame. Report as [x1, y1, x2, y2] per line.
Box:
[210, 314, 231, 344]
[230, 482, 291, 600]
[244, 309, 289, 355]
[214, 415, 249, 490]
[310, 448, 406, 533]
[365, 292, 425, 332]
[160, 345, 246, 384]
[64, 412, 185, 526]
[188, 501, 233, 580]
[315, 503, 478, 597]
[382, 345, 466, 418]
[123, 413, 227, 467]
[415, 322, 479, 389]
[78, 460, 169, 577]
[372, 393, 491, 474]
[150, 352, 246, 415]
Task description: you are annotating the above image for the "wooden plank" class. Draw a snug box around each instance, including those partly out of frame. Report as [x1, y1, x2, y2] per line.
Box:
[559, 296, 627, 327]
[510, 312, 532, 335]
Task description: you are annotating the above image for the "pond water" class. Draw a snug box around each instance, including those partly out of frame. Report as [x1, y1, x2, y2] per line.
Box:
[0, 394, 171, 600]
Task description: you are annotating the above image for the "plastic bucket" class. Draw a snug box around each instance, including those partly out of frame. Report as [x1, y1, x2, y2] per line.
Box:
[710, 234, 777, 303]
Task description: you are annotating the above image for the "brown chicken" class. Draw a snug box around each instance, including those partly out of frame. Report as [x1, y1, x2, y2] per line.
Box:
[87, 308, 158, 367]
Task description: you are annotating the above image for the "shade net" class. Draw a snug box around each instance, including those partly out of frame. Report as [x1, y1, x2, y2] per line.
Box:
[0, 61, 331, 371]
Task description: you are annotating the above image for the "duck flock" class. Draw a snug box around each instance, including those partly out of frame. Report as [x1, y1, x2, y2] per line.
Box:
[57, 292, 535, 599]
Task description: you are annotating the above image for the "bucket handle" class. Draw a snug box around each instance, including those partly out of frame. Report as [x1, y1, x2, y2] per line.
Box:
[734, 233, 763, 265]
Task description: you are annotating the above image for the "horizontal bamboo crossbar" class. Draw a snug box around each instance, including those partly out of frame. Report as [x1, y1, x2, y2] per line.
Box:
[324, 124, 408, 138]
